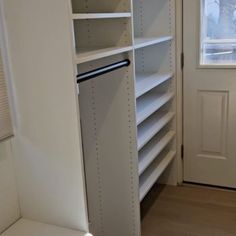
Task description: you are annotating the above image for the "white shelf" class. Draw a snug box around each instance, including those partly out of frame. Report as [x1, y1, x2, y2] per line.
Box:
[134, 36, 173, 50]
[75, 46, 133, 64]
[136, 72, 173, 98]
[73, 13, 132, 19]
[139, 150, 176, 201]
[137, 111, 175, 151]
[136, 92, 174, 125]
[139, 130, 175, 175]
[1, 219, 86, 236]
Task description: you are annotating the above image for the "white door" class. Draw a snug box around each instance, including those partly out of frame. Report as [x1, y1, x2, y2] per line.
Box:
[183, 0, 236, 188]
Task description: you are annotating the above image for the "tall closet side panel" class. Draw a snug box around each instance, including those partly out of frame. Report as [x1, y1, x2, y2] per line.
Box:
[3, 0, 89, 231]
[79, 53, 140, 236]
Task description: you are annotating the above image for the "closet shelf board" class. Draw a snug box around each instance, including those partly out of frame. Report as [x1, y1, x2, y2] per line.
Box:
[137, 111, 175, 151]
[139, 131, 175, 175]
[73, 13, 132, 19]
[136, 72, 173, 98]
[134, 36, 173, 50]
[139, 150, 176, 201]
[136, 92, 175, 125]
[75, 46, 133, 64]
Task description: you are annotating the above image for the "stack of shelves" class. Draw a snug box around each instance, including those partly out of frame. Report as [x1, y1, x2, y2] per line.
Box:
[133, 0, 176, 201]
[71, 0, 133, 64]
[70, 0, 176, 234]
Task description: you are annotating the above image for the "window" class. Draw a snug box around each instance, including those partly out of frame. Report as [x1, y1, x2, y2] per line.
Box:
[0, 48, 13, 141]
[201, 0, 236, 65]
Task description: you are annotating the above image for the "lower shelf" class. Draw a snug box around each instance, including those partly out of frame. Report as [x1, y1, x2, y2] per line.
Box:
[139, 150, 176, 202]
[139, 130, 175, 175]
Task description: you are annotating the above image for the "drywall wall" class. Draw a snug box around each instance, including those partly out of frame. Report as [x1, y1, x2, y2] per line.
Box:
[0, 140, 20, 233]
[2, 0, 88, 231]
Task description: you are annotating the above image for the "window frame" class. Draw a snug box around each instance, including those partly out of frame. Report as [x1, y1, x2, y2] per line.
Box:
[198, 0, 236, 69]
[0, 2, 14, 142]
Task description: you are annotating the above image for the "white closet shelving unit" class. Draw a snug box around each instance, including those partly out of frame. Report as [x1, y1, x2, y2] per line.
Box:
[70, 0, 176, 235]
[133, 0, 176, 202]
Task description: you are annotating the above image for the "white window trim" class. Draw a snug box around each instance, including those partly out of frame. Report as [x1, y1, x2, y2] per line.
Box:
[0, 1, 14, 141]
[198, 0, 236, 69]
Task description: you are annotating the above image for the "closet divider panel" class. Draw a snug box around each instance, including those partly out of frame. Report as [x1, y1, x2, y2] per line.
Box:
[78, 53, 140, 236]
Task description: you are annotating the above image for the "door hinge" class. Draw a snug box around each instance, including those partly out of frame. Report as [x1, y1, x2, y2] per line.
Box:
[181, 52, 184, 70]
[181, 144, 184, 159]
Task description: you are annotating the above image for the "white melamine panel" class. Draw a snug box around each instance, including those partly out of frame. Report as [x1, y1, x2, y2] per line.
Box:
[79, 53, 140, 236]
[139, 130, 175, 175]
[135, 72, 173, 98]
[0, 141, 20, 233]
[3, 0, 88, 231]
[134, 36, 173, 50]
[135, 42, 173, 75]
[1, 219, 86, 236]
[133, 0, 174, 38]
[71, 0, 131, 13]
[73, 13, 131, 19]
[139, 150, 176, 201]
[136, 92, 174, 125]
[137, 111, 175, 151]
[75, 46, 133, 64]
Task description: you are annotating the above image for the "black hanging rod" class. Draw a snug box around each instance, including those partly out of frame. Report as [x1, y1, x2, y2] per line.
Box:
[77, 59, 131, 83]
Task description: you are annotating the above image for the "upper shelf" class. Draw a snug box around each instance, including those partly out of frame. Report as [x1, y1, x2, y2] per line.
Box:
[75, 46, 132, 64]
[134, 36, 173, 50]
[73, 13, 132, 20]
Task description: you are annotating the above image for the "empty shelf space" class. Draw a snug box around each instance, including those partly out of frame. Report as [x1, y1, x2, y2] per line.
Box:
[135, 72, 173, 98]
[75, 46, 133, 64]
[139, 130, 175, 175]
[136, 92, 174, 125]
[134, 36, 173, 50]
[72, 13, 132, 19]
[137, 111, 175, 151]
[139, 150, 176, 201]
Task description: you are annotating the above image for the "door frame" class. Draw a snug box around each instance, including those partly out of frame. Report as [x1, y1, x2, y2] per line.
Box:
[175, 0, 184, 184]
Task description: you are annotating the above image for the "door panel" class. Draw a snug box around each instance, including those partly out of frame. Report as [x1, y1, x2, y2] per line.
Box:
[183, 0, 236, 188]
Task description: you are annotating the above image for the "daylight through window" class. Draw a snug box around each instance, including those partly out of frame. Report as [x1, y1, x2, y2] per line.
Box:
[201, 0, 236, 65]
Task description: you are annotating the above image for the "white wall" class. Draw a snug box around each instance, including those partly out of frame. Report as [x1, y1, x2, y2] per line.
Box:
[2, 0, 89, 232]
[0, 140, 20, 233]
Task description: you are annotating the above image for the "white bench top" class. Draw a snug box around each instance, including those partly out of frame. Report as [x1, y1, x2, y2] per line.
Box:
[1, 219, 87, 236]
